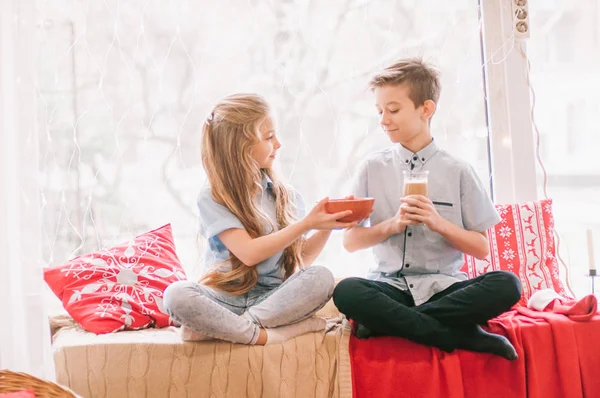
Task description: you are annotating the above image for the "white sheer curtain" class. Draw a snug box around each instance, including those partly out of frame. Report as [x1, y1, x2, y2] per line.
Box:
[0, 0, 53, 378]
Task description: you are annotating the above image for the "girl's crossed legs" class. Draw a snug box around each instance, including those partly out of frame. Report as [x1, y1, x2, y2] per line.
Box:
[163, 266, 334, 345]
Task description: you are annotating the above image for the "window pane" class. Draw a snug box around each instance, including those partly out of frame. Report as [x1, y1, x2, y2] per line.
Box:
[528, 1, 600, 297]
[37, 0, 489, 311]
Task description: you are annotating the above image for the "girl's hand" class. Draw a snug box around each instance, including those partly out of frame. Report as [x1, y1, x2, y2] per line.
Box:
[303, 197, 359, 231]
[399, 195, 446, 233]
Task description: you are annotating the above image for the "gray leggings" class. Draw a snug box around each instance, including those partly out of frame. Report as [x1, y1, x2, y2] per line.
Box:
[163, 266, 334, 344]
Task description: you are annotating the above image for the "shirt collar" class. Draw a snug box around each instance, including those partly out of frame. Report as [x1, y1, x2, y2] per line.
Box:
[396, 138, 438, 166]
[261, 173, 274, 191]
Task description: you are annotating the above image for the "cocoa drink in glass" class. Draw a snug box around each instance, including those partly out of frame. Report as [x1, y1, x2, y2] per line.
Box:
[402, 170, 429, 197]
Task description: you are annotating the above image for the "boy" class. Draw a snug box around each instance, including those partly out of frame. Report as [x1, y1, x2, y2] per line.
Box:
[333, 58, 522, 360]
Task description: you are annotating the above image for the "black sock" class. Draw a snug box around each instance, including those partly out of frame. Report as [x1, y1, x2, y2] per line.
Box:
[456, 325, 518, 360]
[355, 324, 374, 339]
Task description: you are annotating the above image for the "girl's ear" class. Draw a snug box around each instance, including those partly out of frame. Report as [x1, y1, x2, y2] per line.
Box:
[421, 99, 436, 121]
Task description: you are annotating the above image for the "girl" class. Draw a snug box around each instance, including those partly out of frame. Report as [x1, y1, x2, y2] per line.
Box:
[164, 93, 357, 345]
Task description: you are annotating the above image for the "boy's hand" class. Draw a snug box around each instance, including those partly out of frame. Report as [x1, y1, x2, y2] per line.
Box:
[390, 203, 420, 234]
[400, 195, 446, 233]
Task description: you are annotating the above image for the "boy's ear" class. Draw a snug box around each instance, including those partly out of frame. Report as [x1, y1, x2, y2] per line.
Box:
[421, 100, 436, 121]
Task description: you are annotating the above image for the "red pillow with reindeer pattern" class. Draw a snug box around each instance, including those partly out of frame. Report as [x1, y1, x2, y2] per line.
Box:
[461, 199, 573, 307]
[44, 224, 186, 334]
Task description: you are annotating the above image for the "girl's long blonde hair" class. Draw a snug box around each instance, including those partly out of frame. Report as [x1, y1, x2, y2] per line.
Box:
[200, 93, 304, 295]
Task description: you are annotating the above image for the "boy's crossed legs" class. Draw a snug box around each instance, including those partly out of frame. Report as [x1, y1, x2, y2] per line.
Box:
[332, 271, 522, 360]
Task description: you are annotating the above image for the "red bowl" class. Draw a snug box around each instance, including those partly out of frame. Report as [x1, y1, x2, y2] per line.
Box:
[324, 198, 375, 223]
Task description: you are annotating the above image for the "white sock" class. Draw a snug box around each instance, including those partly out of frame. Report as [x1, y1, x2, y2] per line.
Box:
[265, 317, 326, 345]
[180, 325, 213, 342]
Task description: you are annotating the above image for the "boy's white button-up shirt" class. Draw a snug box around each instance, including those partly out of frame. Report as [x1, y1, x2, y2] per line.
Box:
[352, 139, 501, 305]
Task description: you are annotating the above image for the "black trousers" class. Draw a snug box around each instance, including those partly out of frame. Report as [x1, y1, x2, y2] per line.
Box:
[332, 271, 522, 351]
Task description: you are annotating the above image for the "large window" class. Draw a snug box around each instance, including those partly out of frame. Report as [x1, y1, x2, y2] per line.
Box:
[37, 1, 490, 311]
[528, 0, 600, 297]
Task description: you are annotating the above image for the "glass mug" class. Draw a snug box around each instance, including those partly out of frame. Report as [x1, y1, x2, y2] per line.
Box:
[402, 170, 429, 197]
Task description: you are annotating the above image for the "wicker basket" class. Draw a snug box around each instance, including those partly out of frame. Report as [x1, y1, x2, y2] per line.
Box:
[0, 370, 78, 397]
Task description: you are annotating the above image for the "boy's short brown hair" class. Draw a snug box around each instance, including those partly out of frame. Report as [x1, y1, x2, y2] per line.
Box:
[369, 58, 441, 107]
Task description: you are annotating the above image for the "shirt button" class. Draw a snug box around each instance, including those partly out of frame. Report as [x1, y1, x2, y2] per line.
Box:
[421, 157, 425, 161]
[409, 284, 414, 288]
[405, 159, 409, 164]
[405, 264, 410, 268]
[413, 156, 418, 161]
[407, 232, 412, 237]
